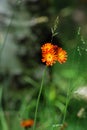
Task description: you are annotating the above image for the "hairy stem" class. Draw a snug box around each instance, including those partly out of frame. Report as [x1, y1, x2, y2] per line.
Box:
[33, 66, 47, 130]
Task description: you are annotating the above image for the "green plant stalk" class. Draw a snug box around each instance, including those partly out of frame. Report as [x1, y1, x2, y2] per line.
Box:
[0, 12, 15, 130]
[0, 0, 19, 60]
[62, 64, 76, 124]
[0, 87, 8, 130]
[62, 83, 71, 124]
[33, 66, 47, 130]
[62, 31, 79, 124]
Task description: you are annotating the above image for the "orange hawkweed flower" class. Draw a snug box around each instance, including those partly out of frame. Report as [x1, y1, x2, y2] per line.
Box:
[20, 119, 34, 128]
[41, 43, 54, 53]
[42, 50, 57, 66]
[56, 47, 67, 64]
[41, 43, 67, 66]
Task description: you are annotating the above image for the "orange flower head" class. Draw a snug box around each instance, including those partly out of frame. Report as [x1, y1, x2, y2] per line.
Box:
[41, 43, 54, 53]
[20, 119, 34, 128]
[41, 43, 67, 66]
[41, 43, 57, 66]
[42, 50, 57, 66]
[56, 47, 67, 64]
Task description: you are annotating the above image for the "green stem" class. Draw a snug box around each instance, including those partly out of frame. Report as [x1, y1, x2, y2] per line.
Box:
[33, 66, 47, 130]
[62, 44, 77, 123]
[62, 40, 77, 124]
[0, 14, 14, 53]
[0, 0, 18, 59]
[62, 84, 71, 124]
[0, 87, 8, 130]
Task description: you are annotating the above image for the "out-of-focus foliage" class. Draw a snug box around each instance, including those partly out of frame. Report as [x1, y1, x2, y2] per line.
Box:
[0, 0, 87, 130]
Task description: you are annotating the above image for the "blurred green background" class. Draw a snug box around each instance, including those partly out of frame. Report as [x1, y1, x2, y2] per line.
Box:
[0, 0, 87, 130]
